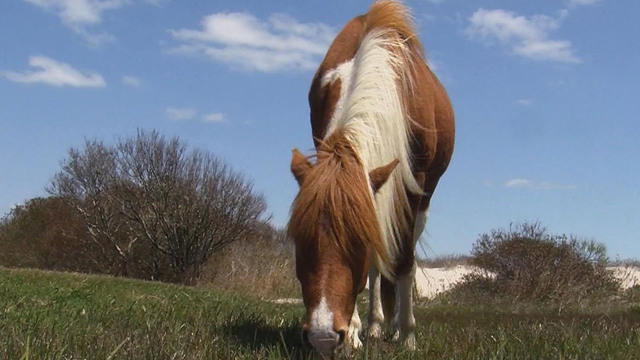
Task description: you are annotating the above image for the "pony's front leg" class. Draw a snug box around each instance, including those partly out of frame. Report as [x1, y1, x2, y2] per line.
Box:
[366, 266, 384, 339]
[395, 262, 416, 350]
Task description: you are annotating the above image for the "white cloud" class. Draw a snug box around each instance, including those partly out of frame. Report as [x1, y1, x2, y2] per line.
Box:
[121, 75, 141, 87]
[166, 107, 196, 121]
[2, 56, 106, 87]
[169, 12, 335, 72]
[466, 8, 580, 63]
[202, 112, 225, 123]
[505, 178, 533, 188]
[24, 0, 161, 45]
[516, 98, 532, 106]
[24, 0, 125, 25]
[568, 0, 599, 6]
[166, 108, 226, 124]
[505, 178, 576, 190]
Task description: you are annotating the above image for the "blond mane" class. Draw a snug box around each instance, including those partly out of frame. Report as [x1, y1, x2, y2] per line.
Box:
[318, 0, 424, 278]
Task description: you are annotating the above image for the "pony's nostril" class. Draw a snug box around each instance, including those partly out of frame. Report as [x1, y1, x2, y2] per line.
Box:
[302, 329, 310, 346]
[337, 329, 346, 345]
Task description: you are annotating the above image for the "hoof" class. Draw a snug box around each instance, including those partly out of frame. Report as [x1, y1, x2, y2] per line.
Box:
[347, 333, 363, 350]
[347, 328, 363, 350]
[402, 333, 416, 350]
[366, 323, 383, 339]
[391, 329, 400, 342]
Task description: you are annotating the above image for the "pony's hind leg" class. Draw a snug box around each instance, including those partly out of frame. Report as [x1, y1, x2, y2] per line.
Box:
[393, 210, 426, 349]
[395, 262, 417, 350]
[366, 266, 384, 338]
[380, 275, 396, 328]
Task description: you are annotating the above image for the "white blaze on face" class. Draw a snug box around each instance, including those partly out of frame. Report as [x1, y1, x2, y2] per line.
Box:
[308, 296, 340, 354]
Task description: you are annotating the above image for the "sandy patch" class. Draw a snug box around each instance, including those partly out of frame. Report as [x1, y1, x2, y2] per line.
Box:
[607, 266, 640, 290]
[415, 265, 489, 299]
[414, 265, 640, 298]
[271, 266, 640, 303]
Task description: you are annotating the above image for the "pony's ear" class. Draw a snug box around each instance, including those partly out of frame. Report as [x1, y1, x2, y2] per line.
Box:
[291, 148, 312, 186]
[369, 159, 399, 193]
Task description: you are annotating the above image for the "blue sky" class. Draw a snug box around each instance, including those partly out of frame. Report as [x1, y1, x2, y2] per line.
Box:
[1, 0, 638, 259]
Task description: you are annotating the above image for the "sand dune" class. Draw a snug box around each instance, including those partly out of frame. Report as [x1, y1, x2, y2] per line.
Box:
[271, 266, 640, 303]
[414, 265, 640, 299]
[415, 265, 488, 299]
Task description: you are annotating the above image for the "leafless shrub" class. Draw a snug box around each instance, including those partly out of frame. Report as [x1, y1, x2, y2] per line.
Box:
[199, 224, 298, 299]
[609, 258, 640, 268]
[0, 197, 98, 272]
[48, 130, 266, 284]
[448, 223, 619, 303]
[417, 254, 471, 268]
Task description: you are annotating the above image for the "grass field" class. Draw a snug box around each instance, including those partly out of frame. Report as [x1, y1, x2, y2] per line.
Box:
[1, 267, 640, 359]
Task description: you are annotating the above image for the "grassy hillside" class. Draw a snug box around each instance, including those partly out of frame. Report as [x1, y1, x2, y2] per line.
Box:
[1, 267, 640, 359]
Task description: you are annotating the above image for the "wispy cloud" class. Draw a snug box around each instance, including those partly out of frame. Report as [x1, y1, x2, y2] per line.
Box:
[505, 178, 576, 190]
[166, 107, 228, 124]
[516, 98, 533, 106]
[121, 75, 141, 87]
[466, 8, 580, 63]
[24, 0, 161, 45]
[166, 107, 196, 121]
[169, 12, 335, 72]
[568, 0, 600, 6]
[2, 56, 105, 87]
[202, 112, 225, 123]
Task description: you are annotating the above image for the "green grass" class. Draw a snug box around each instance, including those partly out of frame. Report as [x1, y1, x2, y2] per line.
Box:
[1, 267, 640, 359]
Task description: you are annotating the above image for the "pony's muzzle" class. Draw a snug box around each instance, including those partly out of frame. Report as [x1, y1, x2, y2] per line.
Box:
[305, 327, 346, 354]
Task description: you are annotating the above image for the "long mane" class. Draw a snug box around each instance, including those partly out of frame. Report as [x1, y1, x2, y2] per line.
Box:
[288, 131, 388, 266]
[322, 1, 424, 278]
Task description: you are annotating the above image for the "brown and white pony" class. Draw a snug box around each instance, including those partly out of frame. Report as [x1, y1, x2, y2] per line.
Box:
[288, 1, 454, 355]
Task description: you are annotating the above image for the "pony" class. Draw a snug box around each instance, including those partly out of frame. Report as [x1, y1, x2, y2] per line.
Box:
[288, 0, 454, 355]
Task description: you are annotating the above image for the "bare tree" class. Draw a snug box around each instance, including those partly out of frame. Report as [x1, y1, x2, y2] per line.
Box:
[48, 139, 134, 275]
[49, 130, 266, 283]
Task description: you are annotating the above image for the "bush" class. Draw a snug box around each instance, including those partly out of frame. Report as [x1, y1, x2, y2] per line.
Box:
[0, 197, 97, 272]
[451, 223, 619, 303]
[48, 130, 267, 284]
[417, 254, 471, 268]
[198, 224, 298, 299]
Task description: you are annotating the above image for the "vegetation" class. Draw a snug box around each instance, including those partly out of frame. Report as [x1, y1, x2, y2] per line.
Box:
[199, 224, 298, 299]
[417, 254, 471, 268]
[0, 197, 95, 273]
[1, 128, 638, 358]
[442, 223, 620, 305]
[0, 130, 267, 284]
[1, 267, 639, 359]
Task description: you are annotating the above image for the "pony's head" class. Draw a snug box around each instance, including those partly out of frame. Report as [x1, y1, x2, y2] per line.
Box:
[288, 132, 397, 355]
